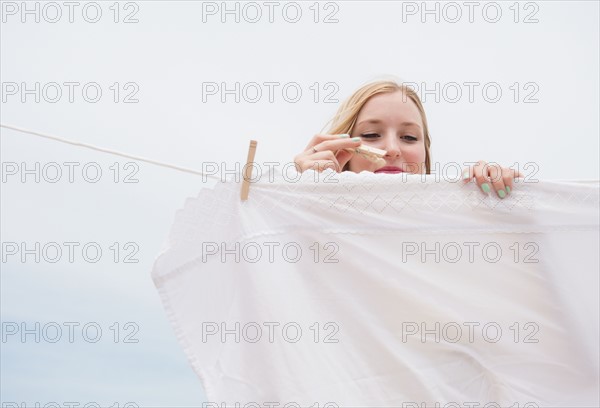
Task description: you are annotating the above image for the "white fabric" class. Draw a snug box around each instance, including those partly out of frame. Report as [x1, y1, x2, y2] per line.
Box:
[152, 170, 600, 407]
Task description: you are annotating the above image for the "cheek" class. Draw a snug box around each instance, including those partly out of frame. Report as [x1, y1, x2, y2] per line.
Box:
[404, 143, 427, 162]
[397, 143, 427, 174]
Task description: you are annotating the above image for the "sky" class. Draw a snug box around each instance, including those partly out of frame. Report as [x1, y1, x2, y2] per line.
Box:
[1, 0, 599, 406]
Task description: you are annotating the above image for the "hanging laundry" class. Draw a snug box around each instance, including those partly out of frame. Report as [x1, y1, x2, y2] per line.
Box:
[152, 170, 600, 407]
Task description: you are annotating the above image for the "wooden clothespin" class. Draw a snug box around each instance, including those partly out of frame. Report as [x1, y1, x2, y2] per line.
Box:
[344, 145, 387, 168]
[240, 140, 257, 201]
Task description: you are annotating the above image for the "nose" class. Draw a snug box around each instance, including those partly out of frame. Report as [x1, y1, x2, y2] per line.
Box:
[383, 135, 402, 159]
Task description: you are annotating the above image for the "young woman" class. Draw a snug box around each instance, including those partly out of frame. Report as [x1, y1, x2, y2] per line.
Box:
[293, 80, 522, 198]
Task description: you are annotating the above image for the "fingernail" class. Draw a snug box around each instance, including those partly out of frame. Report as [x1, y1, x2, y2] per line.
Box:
[506, 186, 511, 194]
[337, 134, 350, 138]
[481, 183, 491, 193]
[462, 172, 470, 180]
[498, 189, 506, 199]
[352, 137, 361, 142]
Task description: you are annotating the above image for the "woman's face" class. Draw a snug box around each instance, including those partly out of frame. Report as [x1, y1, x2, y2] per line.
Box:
[348, 90, 427, 174]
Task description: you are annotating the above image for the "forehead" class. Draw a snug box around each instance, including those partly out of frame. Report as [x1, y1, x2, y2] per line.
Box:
[356, 91, 423, 125]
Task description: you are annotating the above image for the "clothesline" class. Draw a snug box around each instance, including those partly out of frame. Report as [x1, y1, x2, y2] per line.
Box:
[0, 123, 221, 180]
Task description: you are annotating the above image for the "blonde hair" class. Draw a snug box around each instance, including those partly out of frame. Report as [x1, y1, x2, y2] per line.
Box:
[323, 79, 432, 174]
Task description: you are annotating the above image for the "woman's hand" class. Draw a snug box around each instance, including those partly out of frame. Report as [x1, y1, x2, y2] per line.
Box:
[462, 160, 524, 198]
[294, 134, 362, 173]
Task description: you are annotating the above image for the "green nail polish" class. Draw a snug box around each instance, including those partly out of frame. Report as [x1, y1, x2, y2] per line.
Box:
[498, 189, 506, 198]
[462, 172, 470, 180]
[481, 183, 490, 193]
[506, 186, 511, 194]
[337, 134, 350, 138]
[352, 137, 360, 142]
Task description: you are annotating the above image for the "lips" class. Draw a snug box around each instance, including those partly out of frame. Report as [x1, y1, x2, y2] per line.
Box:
[374, 166, 404, 174]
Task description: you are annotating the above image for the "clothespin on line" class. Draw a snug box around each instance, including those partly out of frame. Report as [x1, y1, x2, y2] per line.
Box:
[240, 140, 257, 201]
[239, 141, 387, 200]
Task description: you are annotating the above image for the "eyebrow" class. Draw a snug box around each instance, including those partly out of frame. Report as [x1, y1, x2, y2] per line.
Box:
[356, 118, 422, 128]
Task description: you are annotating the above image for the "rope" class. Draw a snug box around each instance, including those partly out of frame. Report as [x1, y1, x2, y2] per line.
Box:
[0, 123, 221, 180]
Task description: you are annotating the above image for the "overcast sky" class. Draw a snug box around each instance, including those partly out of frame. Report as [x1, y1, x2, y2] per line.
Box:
[1, 1, 599, 406]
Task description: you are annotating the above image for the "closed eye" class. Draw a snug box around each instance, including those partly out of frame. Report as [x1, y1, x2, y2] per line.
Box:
[361, 134, 418, 141]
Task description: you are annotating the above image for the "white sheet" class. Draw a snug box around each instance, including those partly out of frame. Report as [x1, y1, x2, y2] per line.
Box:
[152, 170, 599, 407]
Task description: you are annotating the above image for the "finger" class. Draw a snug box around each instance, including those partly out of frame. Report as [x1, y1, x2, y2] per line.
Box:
[461, 166, 473, 182]
[473, 160, 491, 194]
[488, 164, 507, 199]
[502, 171, 514, 195]
[307, 151, 342, 172]
[308, 150, 342, 162]
[308, 136, 361, 156]
[308, 159, 341, 173]
[304, 133, 351, 152]
[504, 168, 523, 193]
[294, 153, 337, 173]
[335, 149, 354, 170]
